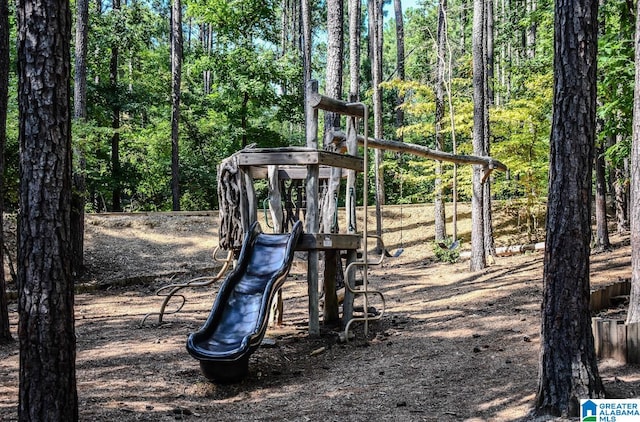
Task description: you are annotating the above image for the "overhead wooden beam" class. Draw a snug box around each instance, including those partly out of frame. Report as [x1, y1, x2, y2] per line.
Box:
[330, 130, 508, 173]
[308, 92, 366, 118]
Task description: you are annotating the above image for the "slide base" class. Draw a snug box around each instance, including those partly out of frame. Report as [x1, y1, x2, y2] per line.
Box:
[199, 356, 250, 384]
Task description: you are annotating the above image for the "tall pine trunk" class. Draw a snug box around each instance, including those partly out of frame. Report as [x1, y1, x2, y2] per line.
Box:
[434, 0, 446, 242]
[626, 0, 640, 324]
[534, 0, 605, 415]
[170, 0, 182, 210]
[17, 0, 78, 417]
[0, 0, 11, 343]
[368, 0, 385, 253]
[321, 0, 344, 325]
[394, 0, 405, 139]
[71, 0, 88, 277]
[470, 0, 486, 271]
[109, 0, 121, 211]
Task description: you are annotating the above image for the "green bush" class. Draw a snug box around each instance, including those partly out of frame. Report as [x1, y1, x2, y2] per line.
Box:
[431, 237, 461, 263]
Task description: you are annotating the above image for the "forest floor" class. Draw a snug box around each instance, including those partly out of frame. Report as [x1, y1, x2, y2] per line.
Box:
[0, 203, 637, 421]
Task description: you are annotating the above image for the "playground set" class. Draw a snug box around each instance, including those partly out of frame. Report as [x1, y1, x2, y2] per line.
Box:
[142, 80, 507, 383]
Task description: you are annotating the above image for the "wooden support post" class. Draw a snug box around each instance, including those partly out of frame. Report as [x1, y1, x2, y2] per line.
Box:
[306, 80, 320, 336]
[323, 249, 339, 324]
[267, 165, 284, 326]
[241, 168, 257, 228]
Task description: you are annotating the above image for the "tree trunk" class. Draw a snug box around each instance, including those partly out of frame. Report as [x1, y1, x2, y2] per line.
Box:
[0, 0, 11, 343]
[470, 0, 485, 271]
[348, 0, 361, 99]
[533, 0, 605, 415]
[594, 143, 610, 251]
[482, 0, 495, 260]
[434, 0, 446, 242]
[460, 0, 468, 54]
[170, 0, 182, 211]
[485, 0, 494, 105]
[394, 0, 405, 140]
[321, 0, 344, 325]
[626, 0, 640, 324]
[368, 0, 385, 253]
[110, 0, 121, 211]
[17, 0, 78, 416]
[614, 154, 629, 233]
[71, 0, 88, 277]
[301, 0, 312, 86]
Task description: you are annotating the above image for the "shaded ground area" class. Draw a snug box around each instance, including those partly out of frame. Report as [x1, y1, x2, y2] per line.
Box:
[0, 205, 637, 421]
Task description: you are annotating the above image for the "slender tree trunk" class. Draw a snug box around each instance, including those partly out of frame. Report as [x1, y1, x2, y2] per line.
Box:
[482, 0, 495, 260]
[349, 0, 361, 99]
[321, 0, 344, 325]
[594, 143, 610, 251]
[526, 0, 537, 58]
[394, 0, 405, 140]
[71, 0, 88, 277]
[442, 4, 458, 241]
[470, 0, 486, 271]
[17, 0, 78, 416]
[533, 0, 605, 415]
[486, 0, 494, 105]
[368, 0, 385, 253]
[301, 0, 312, 86]
[110, 0, 121, 211]
[460, 0, 468, 54]
[626, 0, 640, 324]
[614, 152, 629, 233]
[434, 0, 447, 242]
[170, 0, 182, 210]
[0, 0, 11, 343]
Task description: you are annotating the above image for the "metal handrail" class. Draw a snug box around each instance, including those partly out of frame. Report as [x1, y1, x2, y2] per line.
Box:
[140, 246, 234, 326]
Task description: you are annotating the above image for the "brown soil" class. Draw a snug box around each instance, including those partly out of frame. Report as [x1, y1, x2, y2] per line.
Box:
[0, 204, 637, 422]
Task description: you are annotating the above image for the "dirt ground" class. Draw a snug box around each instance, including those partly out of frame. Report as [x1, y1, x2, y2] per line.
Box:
[0, 204, 638, 421]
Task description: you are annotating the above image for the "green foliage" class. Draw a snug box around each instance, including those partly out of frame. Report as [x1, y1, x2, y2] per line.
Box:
[597, 0, 635, 177]
[491, 73, 552, 201]
[431, 237, 460, 264]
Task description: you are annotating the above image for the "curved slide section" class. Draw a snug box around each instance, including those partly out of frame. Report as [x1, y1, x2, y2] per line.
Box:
[186, 220, 303, 383]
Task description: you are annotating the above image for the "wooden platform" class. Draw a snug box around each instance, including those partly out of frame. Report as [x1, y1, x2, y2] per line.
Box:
[236, 147, 364, 178]
[295, 233, 361, 251]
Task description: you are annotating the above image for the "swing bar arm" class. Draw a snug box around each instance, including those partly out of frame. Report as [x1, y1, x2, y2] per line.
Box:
[329, 131, 508, 175]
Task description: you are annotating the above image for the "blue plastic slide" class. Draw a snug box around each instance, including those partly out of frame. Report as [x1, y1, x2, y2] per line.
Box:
[186, 220, 303, 383]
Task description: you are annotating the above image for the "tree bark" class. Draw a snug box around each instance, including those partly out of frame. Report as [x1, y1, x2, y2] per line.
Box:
[394, 0, 405, 140]
[170, 0, 182, 210]
[0, 0, 11, 343]
[614, 154, 629, 233]
[482, 0, 495, 260]
[368, 0, 385, 253]
[594, 143, 610, 251]
[301, 0, 312, 86]
[17, 0, 78, 417]
[470, 0, 486, 271]
[71, 0, 88, 277]
[434, 0, 446, 242]
[110, 0, 121, 211]
[321, 0, 344, 325]
[348, 0, 361, 99]
[626, 0, 640, 324]
[533, 0, 605, 415]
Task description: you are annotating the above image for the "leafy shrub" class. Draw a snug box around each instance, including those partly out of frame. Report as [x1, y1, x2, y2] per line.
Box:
[431, 237, 461, 263]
